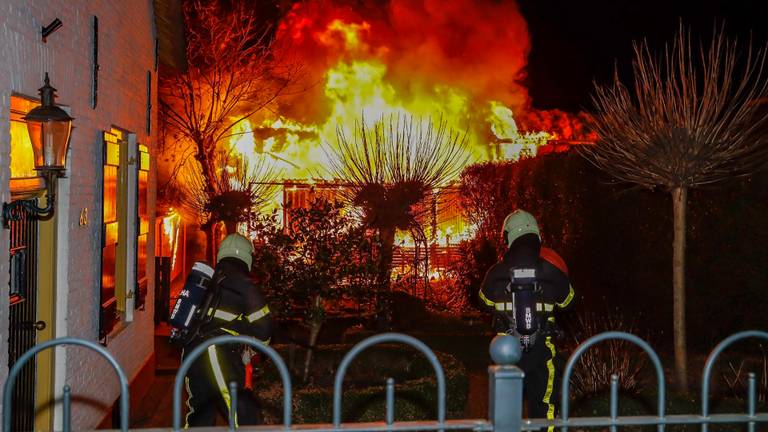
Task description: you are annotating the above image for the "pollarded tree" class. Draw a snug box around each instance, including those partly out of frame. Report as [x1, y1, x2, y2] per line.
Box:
[327, 116, 470, 294]
[583, 25, 768, 392]
[178, 151, 278, 255]
[159, 0, 298, 260]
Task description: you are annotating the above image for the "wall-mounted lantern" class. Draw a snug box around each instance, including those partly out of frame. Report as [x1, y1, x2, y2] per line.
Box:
[3, 73, 74, 227]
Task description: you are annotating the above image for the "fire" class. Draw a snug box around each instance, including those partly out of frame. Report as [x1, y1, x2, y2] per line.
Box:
[210, 0, 591, 272]
[395, 224, 476, 248]
[161, 210, 181, 271]
[230, 8, 560, 178]
[318, 19, 371, 50]
[488, 102, 554, 161]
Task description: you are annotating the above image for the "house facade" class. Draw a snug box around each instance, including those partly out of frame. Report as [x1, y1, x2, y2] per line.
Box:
[0, 1, 159, 429]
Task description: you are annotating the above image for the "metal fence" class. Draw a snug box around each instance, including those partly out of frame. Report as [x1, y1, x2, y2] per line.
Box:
[3, 330, 767, 431]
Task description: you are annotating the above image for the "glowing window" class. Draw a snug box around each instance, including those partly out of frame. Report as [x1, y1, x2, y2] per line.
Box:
[9, 96, 45, 196]
[100, 128, 126, 340]
[135, 144, 150, 309]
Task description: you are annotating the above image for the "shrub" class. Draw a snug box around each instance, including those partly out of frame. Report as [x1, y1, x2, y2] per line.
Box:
[424, 277, 472, 314]
[251, 200, 380, 380]
[256, 344, 468, 424]
[562, 312, 652, 400]
[719, 342, 768, 406]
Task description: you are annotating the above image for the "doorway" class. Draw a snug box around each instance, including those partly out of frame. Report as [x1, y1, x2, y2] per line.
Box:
[7, 94, 57, 431]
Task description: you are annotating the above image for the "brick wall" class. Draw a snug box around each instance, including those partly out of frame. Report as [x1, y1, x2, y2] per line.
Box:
[0, 0, 158, 429]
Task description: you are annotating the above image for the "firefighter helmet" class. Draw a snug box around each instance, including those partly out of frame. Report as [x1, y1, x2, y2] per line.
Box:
[217, 233, 255, 269]
[502, 210, 540, 248]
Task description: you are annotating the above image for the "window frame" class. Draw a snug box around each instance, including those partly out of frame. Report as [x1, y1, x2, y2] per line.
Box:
[100, 128, 122, 340]
[99, 128, 142, 342]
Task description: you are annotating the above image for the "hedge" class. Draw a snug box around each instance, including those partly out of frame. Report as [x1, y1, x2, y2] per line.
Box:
[255, 344, 468, 424]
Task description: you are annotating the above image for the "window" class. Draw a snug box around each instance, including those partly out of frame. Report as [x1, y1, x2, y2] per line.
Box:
[101, 128, 151, 340]
[9, 96, 44, 194]
[100, 129, 123, 339]
[135, 144, 150, 309]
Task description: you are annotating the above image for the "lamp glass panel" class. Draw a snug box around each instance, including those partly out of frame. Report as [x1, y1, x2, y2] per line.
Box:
[26, 121, 44, 168]
[44, 120, 72, 168]
[26, 119, 72, 169]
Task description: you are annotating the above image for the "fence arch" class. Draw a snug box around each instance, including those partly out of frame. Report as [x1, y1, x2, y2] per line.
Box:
[332, 332, 446, 427]
[560, 331, 666, 431]
[701, 330, 768, 432]
[2, 337, 130, 432]
[172, 335, 292, 431]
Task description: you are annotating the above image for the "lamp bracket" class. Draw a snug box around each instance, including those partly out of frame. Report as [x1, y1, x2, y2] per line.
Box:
[2, 172, 58, 228]
[42, 18, 63, 43]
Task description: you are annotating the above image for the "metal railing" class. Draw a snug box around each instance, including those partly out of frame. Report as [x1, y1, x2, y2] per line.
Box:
[2, 330, 767, 431]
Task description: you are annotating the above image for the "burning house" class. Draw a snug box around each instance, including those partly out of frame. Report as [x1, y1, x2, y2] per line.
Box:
[157, 0, 594, 298]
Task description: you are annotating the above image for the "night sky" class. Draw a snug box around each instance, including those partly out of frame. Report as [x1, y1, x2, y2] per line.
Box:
[517, 0, 768, 112]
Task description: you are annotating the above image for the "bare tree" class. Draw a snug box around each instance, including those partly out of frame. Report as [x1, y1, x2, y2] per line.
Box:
[327, 116, 470, 303]
[159, 0, 297, 260]
[583, 25, 768, 392]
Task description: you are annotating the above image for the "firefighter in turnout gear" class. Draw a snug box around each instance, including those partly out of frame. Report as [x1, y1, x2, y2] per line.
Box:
[183, 233, 273, 427]
[478, 210, 574, 429]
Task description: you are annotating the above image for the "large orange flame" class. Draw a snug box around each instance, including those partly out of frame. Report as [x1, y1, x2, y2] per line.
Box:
[214, 0, 592, 270]
[223, 0, 572, 180]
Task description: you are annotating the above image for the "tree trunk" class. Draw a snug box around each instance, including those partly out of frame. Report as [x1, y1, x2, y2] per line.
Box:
[224, 220, 237, 235]
[377, 226, 396, 290]
[301, 320, 322, 383]
[204, 224, 216, 265]
[672, 186, 689, 393]
[302, 295, 324, 383]
[373, 226, 396, 329]
[196, 135, 220, 265]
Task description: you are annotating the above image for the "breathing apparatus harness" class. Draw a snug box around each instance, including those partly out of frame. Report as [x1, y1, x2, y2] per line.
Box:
[500, 264, 555, 352]
[168, 262, 225, 347]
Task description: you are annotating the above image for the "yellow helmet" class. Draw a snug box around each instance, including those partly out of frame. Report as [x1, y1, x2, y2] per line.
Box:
[502, 210, 540, 248]
[217, 233, 255, 269]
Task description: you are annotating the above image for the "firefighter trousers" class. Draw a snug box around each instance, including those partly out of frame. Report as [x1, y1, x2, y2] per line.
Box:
[517, 336, 560, 423]
[183, 344, 261, 427]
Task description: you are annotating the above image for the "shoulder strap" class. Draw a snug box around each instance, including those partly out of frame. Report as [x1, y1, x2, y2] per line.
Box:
[198, 272, 226, 326]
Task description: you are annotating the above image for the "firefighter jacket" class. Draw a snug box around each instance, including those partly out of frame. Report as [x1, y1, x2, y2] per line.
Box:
[182, 257, 271, 427]
[197, 257, 273, 345]
[478, 236, 574, 336]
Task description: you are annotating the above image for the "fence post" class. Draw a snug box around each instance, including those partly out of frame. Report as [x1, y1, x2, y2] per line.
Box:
[488, 335, 524, 432]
